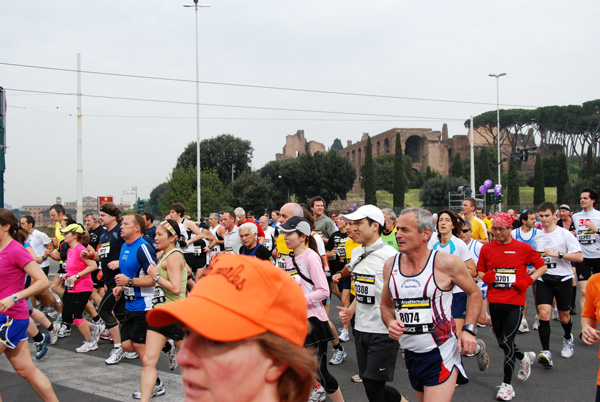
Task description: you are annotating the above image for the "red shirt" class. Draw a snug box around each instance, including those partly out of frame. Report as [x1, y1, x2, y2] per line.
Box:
[241, 219, 265, 239]
[477, 239, 544, 305]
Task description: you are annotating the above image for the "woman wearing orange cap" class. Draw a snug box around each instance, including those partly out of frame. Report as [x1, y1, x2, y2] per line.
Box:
[146, 253, 317, 402]
[0, 208, 58, 402]
[279, 216, 344, 402]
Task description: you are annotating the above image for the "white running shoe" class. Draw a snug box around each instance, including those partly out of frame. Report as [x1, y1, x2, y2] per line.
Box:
[132, 379, 165, 399]
[538, 350, 553, 368]
[518, 319, 529, 333]
[518, 351, 536, 381]
[496, 382, 515, 401]
[328, 348, 347, 365]
[105, 346, 126, 365]
[125, 352, 139, 360]
[308, 383, 326, 402]
[532, 315, 540, 331]
[338, 328, 349, 342]
[58, 324, 71, 338]
[163, 339, 178, 371]
[90, 321, 105, 344]
[76, 340, 99, 353]
[49, 322, 60, 345]
[551, 308, 559, 321]
[476, 339, 490, 371]
[560, 334, 574, 358]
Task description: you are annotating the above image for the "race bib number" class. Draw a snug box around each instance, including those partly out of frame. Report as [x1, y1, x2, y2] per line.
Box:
[353, 273, 375, 304]
[263, 238, 271, 249]
[336, 245, 346, 259]
[277, 254, 288, 270]
[194, 245, 204, 255]
[494, 268, 516, 289]
[578, 230, 596, 245]
[123, 286, 135, 301]
[152, 285, 166, 305]
[225, 247, 234, 255]
[286, 268, 302, 285]
[98, 242, 110, 259]
[394, 297, 434, 334]
[539, 252, 556, 269]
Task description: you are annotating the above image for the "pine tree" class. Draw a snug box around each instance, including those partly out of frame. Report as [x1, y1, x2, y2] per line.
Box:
[393, 132, 406, 208]
[452, 153, 464, 178]
[363, 136, 377, 205]
[533, 155, 545, 206]
[507, 158, 520, 209]
[556, 152, 569, 204]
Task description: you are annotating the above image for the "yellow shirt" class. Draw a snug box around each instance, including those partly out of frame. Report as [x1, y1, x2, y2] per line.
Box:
[275, 235, 292, 270]
[345, 238, 362, 296]
[470, 217, 488, 241]
[54, 222, 64, 243]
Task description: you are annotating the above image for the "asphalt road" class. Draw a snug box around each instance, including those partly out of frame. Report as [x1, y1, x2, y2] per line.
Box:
[1, 261, 599, 401]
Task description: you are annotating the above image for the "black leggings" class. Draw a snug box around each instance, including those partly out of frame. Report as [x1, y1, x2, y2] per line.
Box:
[62, 291, 91, 325]
[489, 303, 525, 384]
[315, 340, 339, 394]
[362, 378, 402, 402]
[98, 285, 125, 329]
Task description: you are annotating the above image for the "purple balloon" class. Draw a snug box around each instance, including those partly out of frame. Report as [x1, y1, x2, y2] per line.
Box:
[479, 185, 486, 194]
[484, 179, 493, 189]
[494, 185, 502, 196]
[353, 204, 357, 208]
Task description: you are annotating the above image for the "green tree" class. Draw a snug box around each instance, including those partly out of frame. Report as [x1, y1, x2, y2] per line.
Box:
[542, 155, 559, 186]
[330, 138, 344, 152]
[159, 166, 230, 217]
[149, 182, 169, 218]
[581, 146, 596, 179]
[175, 134, 253, 184]
[393, 132, 406, 208]
[507, 158, 520, 209]
[362, 136, 377, 205]
[258, 158, 300, 208]
[419, 176, 467, 211]
[230, 171, 275, 214]
[451, 153, 464, 178]
[533, 155, 545, 206]
[475, 147, 497, 188]
[556, 152, 569, 204]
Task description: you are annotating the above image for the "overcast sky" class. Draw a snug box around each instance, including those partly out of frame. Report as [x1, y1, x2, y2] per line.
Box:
[1, 0, 598, 209]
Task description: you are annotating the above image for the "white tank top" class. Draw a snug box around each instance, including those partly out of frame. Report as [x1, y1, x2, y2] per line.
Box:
[209, 224, 224, 253]
[224, 225, 242, 254]
[388, 250, 456, 353]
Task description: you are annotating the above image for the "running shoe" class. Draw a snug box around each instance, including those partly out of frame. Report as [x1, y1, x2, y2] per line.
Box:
[537, 350, 553, 368]
[496, 382, 515, 401]
[338, 328, 349, 342]
[532, 315, 540, 331]
[35, 333, 51, 360]
[49, 322, 60, 345]
[43, 307, 58, 320]
[518, 351, 536, 381]
[570, 307, 577, 315]
[551, 308, 559, 321]
[76, 340, 99, 353]
[308, 383, 326, 402]
[351, 374, 362, 383]
[518, 319, 529, 333]
[99, 328, 112, 341]
[560, 334, 574, 358]
[476, 339, 490, 371]
[125, 352, 139, 360]
[105, 346, 126, 365]
[91, 321, 105, 344]
[329, 348, 347, 365]
[58, 324, 71, 338]
[163, 339, 178, 371]
[132, 379, 166, 399]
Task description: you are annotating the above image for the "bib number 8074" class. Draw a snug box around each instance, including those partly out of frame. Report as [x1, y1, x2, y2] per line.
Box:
[399, 312, 421, 324]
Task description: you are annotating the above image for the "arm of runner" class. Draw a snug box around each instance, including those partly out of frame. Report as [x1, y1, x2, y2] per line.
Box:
[203, 228, 217, 249]
[185, 221, 205, 246]
[381, 256, 405, 340]
[337, 298, 357, 325]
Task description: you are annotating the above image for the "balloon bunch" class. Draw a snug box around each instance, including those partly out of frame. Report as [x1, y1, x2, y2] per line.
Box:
[479, 179, 502, 196]
[350, 203, 357, 211]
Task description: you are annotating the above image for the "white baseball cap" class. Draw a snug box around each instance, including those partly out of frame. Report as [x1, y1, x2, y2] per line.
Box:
[342, 204, 385, 226]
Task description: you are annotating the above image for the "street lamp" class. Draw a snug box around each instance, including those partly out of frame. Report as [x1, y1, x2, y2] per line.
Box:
[184, 1, 210, 221]
[489, 72, 506, 212]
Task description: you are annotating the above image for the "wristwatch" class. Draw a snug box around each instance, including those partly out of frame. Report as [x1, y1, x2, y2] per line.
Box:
[11, 294, 18, 303]
[558, 252, 564, 259]
[462, 324, 477, 336]
[75, 274, 80, 279]
[153, 274, 160, 283]
[127, 277, 134, 286]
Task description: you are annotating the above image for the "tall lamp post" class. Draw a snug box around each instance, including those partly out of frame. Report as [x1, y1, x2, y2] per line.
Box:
[489, 72, 506, 212]
[184, 1, 210, 221]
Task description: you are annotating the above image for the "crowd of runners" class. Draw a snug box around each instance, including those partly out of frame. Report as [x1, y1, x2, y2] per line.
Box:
[3, 189, 600, 402]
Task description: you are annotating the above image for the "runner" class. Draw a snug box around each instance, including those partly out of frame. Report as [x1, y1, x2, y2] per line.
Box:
[222, 210, 242, 255]
[207, 212, 225, 258]
[478, 212, 546, 401]
[279, 216, 344, 402]
[572, 187, 600, 315]
[0, 208, 58, 402]
[85, 212, 106, 305]
[556, 204, 578, 315]
[138, 220, 187, 401]
[534, 202, 583, 365]
[112, 214, 158, 398]
[461, 198, 489, 243]
[337, 205, 406, 402]
[380, 208, 399, 251]
[238, 223, 273, 262]
[274, 203, 304, 268]
[381, 207, 482, 402]
[310, 196, 337, 243]
[581, 272, 600, 401]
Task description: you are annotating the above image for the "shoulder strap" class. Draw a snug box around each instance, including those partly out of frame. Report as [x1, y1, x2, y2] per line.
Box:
[288, 252, 314, 285]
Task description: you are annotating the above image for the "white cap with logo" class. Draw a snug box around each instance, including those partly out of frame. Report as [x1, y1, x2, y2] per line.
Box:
[342, 204, 385, 226]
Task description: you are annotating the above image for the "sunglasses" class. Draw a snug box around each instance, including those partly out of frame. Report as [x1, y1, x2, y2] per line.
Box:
[461, 229, 470, 233]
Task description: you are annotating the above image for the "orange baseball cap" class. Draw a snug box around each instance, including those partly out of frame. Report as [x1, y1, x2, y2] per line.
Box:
[146, 254, 308, 346]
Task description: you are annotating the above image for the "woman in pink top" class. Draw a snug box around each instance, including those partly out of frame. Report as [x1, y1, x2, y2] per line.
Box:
[0, 208, 58, 402]
[278, 216, 344, 402]
[61, 223, 100, 353]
